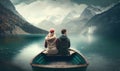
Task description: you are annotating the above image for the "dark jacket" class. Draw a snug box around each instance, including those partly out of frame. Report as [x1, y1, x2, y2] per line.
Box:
[57, 35, 70, 55]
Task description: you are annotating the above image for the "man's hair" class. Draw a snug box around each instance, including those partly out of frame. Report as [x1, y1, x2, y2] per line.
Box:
[61, 29, 66, 34]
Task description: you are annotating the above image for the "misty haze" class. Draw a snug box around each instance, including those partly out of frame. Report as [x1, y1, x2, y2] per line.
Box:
[0, 0, 120, 71]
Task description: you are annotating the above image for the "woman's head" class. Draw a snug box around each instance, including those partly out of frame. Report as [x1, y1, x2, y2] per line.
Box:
[49, 28, 55, 36]
[45, 28, 56, 40]
[50, 28, 54, 33]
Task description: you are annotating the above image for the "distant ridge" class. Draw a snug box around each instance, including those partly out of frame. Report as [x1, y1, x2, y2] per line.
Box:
[0, 0, 48, 36]
[87, 3, 120, 37]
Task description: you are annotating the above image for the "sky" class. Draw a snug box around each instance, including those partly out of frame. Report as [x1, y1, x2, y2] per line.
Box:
[10, 0, 120, 27]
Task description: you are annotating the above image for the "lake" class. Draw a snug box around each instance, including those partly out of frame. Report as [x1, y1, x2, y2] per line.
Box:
[0, 34, 120, 71]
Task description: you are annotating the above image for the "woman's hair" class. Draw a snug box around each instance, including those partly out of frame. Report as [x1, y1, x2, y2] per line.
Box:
[49, 28, 55, 33]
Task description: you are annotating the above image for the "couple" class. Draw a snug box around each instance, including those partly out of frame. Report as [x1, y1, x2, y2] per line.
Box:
[44, 28, 70, 55]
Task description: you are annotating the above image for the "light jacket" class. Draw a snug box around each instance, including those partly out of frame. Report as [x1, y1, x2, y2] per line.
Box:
[44, 34, 58, 54]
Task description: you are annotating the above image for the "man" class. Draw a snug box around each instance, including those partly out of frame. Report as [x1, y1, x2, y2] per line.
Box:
[57, 29, 71, 55]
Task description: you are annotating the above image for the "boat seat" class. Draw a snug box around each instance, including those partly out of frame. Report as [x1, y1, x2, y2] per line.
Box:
[42, 50, 75, 56]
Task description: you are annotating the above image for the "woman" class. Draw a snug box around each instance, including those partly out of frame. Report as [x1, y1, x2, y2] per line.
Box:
[44, 28, 58, 54]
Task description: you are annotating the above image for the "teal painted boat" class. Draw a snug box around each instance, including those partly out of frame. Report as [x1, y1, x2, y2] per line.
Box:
[31, 49, 88, 71]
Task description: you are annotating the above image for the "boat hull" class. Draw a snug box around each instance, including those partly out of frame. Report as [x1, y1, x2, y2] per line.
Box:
[31, 49, 88, 71]
[32, 66, 87, 71]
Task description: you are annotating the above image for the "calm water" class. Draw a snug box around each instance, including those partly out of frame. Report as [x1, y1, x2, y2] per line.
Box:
[0, 34, 120, 71]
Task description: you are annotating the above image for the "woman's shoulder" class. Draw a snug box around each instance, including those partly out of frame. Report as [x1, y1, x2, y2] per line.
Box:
[46, 35, 57, 40]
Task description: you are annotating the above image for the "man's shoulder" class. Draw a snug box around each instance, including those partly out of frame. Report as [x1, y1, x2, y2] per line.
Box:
[58, 35, 63, 39]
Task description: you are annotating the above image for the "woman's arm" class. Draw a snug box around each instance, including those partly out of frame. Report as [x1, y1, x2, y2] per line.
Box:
[44, 40, 47, 48]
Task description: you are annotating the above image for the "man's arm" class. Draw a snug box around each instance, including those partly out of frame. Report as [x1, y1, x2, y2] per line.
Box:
[56, 39, 60, 49]
[68, 38, 71, 48]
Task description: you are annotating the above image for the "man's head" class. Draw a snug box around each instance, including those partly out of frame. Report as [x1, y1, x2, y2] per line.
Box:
[61, 29, 67, 35]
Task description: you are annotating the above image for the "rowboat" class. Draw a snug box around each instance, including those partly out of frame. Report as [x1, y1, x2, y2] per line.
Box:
[31, 49, 88, 71]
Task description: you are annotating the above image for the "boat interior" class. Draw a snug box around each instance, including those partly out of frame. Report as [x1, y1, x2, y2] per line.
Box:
[32, 50, 87, 67]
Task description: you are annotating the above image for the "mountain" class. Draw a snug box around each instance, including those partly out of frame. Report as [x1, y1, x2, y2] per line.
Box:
[87, 3, 120, 37]
[61, 11, 79, 24]
[0, 0, 48, 36]
[59, 6, 97, 34]
[79, 6, 97, 22]
[38, 20, 56, 31]
[0, 0, 23, 18]
[0, 0, 16, 14]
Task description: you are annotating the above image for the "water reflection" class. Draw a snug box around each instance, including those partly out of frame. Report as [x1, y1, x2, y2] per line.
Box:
[70, 34, 96, 50]
[68, 34, 120, 71]
[86, 53, 110, 71]
[0, 34, 120, 71]
[12, 42, 44, 71]
[0, 35, 44, 61]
